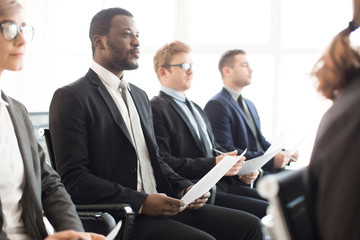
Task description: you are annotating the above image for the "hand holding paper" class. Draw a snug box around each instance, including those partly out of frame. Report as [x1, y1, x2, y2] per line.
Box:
[181, 149, 247, 206]
[186, 190, 211, 210]
[213, 149, 244, 176]
[237, 134, 287, 176]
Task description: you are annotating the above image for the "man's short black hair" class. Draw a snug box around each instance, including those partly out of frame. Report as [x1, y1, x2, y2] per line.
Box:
[218, 49, 246, 78]
[89, 7, 133, 55]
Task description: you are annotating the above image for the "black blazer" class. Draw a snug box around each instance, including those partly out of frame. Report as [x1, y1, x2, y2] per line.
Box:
[49, 69, 192, 213]
[151, 91, 242, 187]
[1, 92, 83, 239]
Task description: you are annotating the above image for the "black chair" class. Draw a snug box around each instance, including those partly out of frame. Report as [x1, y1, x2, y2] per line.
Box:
[39, 128, 135, 239]
[257, 168, 318, 240]
[29, 112, 51, 165]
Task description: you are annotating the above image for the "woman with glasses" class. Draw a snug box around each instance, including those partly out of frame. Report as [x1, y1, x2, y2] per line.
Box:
[308, 0, 360, 239]
[0, 1, 104, 239]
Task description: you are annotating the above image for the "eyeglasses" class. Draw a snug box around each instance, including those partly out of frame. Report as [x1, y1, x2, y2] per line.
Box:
[0, 21, 34, 42]
[163, 62, 193, 72]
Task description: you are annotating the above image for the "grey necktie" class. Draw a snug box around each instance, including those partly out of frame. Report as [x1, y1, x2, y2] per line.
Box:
[237, 95, 263, 152]
[119, 80, 157, 194]
[185, 98, 213, 157]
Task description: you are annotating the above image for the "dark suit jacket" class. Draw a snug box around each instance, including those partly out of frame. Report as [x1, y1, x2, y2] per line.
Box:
[0, 92, 83, 239]
[151, 91, 221, 180]
[49, 69, 192, 213]
[204, 88, 274, 171]
[151, 91, 247, 188]
[308, 78, 360, 240]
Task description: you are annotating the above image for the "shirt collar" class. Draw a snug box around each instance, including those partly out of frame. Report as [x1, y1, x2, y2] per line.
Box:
[160, 86, 187, 103]
[0, 90, 9, 106]
[223, 85, 241, 102]
[91, 61, 130, 91]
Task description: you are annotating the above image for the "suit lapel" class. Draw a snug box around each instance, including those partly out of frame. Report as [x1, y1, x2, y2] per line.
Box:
[244, 99, 262, 132]
[194, 104, 216, 147]
[159, 92, 207, 156]
[129, 86, 152, 142]
[4, 94, 39, 198]
[98, 86, 134, 146]
[2, 93, 43, 235]
[86, 70, 135, 147]
[223, 89, 258, 138]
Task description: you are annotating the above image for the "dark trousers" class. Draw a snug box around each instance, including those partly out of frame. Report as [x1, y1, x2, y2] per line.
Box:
[214, 191, 268, 218]
[130, 204, 262, 240]
[215, 180, 268, 218]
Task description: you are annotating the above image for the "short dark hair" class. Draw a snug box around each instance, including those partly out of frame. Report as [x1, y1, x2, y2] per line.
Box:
[218, 49, 246, 78]
[89, 7, 133, 55]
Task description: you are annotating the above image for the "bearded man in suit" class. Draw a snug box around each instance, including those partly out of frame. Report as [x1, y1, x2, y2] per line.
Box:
[49, 7, 262, 240]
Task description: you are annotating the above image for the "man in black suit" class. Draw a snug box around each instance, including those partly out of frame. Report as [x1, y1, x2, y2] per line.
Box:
[150, 41, 268, 218]
[49, 8, 262, 240]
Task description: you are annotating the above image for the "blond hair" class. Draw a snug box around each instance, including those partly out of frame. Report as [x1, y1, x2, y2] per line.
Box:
[0, 0, 22, 17]
[153, 41, 191, 79]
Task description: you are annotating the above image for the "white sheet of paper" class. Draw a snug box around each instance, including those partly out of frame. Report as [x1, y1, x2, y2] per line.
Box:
[105, 220, 122, 240]
[181, 149, 247, 206]
[237, 148, 282, 175]
[287, 132, 309, 155]
[237, 134, 287, 176]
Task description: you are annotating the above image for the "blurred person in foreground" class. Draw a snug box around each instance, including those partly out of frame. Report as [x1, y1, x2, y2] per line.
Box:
[49, 7, 262, 240]
[308, 0, 360, 239]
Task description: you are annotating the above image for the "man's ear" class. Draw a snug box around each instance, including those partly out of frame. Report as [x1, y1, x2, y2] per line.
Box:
[222, 66, 232, 77]
[93, 35, 106, 50]
[158, 67, 168, 79]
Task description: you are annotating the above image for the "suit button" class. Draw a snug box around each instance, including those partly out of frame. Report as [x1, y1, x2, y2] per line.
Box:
[131, 168, 136, 173]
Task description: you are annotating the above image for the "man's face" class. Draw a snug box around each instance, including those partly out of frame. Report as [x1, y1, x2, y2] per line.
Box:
[102, 15, 140, 73]
[162, 52, 193, 94]
[230, 54, 253, 89]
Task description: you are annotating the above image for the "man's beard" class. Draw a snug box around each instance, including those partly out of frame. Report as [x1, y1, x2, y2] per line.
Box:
[107, 40, 139, 71]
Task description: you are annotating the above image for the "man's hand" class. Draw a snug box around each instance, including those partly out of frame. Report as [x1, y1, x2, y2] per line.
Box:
[141, 193, 185, 217]
[290, 150, 299, 162]
[215, 150, 245, 176]
[44, 230, 105, 240]
[273, 151, 291, 168]
[239, 170, 259, 185]
[184, 186, 211, 210]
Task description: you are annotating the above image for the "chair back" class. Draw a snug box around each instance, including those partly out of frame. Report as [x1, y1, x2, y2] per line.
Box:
[39, 128, 135, 240]
[39, 128, 56, 169]
[258, 168, 318, 240]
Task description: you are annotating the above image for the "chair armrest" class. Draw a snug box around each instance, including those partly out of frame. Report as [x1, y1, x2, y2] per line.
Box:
[77, 211, 116, 235]
[76, 204, 135, 240]
[208, 185, 217, 205]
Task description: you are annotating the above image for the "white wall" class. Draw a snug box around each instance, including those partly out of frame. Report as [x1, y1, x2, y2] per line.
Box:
[2, 0, 353, 168]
